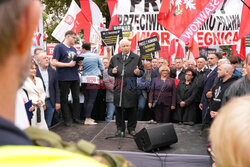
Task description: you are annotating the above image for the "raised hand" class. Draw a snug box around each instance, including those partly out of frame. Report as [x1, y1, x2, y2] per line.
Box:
[134, 66, 140, 76]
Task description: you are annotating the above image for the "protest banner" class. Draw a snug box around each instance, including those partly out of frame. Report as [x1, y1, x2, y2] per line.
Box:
[113, 25, 132, 39]
[138, 36, 161, 55]
[101, 29, 123, 46]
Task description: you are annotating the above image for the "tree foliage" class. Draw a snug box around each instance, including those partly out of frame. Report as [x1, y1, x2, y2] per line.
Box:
[42, 0, 110, 43]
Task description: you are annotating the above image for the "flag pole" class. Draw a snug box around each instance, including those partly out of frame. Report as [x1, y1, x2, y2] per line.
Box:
[82, 12, 108, 47]
[241, 0, 250, 9]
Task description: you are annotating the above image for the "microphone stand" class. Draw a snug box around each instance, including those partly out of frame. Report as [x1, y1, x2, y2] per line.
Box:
[105, 56, 133, 149]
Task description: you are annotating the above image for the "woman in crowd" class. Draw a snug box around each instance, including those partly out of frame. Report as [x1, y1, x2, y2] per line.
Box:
[148, 65, 176, 123]
[173, 69, 197, 125]
[22, 62, 48, 130]
[80, 43, 104, 125]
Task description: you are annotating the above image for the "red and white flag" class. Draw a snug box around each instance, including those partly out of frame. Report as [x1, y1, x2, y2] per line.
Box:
[158, 0, 223, 44]
[108, 1, 119, 30]
[52, 0, 86, 42]
[175, 41, 185, 58]
[238, 0, 250, 39]
[80, 0, 104, 43]
[188, 37, 199, 60]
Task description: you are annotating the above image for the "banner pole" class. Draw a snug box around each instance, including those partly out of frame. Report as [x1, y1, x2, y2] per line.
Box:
[82, 13, 108, 47]
[188, 49, 191, 60]
[241, 0, 250, 9]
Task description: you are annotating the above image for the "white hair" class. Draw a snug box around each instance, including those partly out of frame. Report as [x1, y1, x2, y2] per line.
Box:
[119, 38, 131, 45]
[218, 58, 230, 64]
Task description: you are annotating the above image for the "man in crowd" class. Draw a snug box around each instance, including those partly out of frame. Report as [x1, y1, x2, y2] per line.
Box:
[228, 55, 242, 78]
[151, 58, 160, 78]
[52, 31, 83, 126]
[194, 56, 207, 123]
[222, 53, 250, 104]
[210, 64, 238, 118]
[187, 59, 196, 69]
[103, 58, 115, 122]
[158, 58, 169, 67]
[108, 39, 144, 137]
[0, 0, 41, 145]
[33, 48, 44, 64]
[171, 61, 176, 69]
[36, 52, 60, 128]
[175, 57, 185, 81]
[200, 53, 222, 123]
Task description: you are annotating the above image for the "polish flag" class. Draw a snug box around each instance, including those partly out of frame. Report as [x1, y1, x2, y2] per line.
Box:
[188, 37, 199, 60]
[80, 0, 104, 43]
[108, 3, 120, 30]
[130, 33, 137, 52]
[169, 39, 176, 56]
[175, 42, 185, 58]
[52, 0, 87, 42]
[238, 0, 250, 39]
[114, 35, 120, 55]
[232, 38, 246, 61]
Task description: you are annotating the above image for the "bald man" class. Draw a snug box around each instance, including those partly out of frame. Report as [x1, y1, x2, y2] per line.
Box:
[36, 52, 60, 128]
[210, 64, 238, 118]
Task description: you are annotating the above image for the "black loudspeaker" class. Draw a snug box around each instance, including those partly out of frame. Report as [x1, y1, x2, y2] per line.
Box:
[134, 123, 178, 152]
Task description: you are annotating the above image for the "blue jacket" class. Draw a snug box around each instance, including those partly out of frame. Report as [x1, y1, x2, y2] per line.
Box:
[0, 117, 33, 145]
[81, 51, 104, 76]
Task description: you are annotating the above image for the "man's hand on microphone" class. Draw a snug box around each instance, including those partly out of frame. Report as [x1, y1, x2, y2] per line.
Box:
[112, 66, 118, 74]
[134, 66, 140, 76]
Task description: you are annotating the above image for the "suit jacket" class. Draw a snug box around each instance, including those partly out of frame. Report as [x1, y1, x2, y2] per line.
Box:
[201, 66, 218, 109]
[108, 52, 144, 108]
[148, 77, 176, 106]
[151, 67, 160, 78]
[36, 65, 60, 106]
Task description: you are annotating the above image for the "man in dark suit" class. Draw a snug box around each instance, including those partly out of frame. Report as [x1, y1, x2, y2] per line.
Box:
[151, 58, 160, 78]
[194, 56, 207, 123]
[108, 39, 144, 137]
[36, 52, 60, 128]
[200, 53, 222, 123]
[175, 57, 185, 82]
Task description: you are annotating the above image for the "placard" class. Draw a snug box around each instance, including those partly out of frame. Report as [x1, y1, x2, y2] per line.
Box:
[138, 36, 161, 55]
[101, 30, 123, 46]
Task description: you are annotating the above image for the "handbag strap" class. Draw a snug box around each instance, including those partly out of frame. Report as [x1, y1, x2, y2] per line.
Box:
[155, 79, 167, 101]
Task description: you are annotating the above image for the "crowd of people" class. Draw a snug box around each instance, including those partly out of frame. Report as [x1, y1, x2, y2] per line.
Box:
[0, 0, 249, 166]
[15, 30, 250, 139]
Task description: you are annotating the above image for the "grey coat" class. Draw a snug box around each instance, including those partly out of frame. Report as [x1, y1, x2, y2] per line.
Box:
[222, 75, 250, 105]
[108, 52, 144, 108]
[103, 69, 114, 102]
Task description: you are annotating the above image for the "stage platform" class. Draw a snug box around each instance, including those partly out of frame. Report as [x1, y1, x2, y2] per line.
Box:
[51, 121, 209, 155]
[51, 121, 212, 166]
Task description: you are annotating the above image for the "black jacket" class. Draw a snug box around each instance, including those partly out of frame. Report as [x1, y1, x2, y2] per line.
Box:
[108, 52, 144, 108]
[194, 68, 207, 103]
[173, 80, 197, 122]
[210, 75, 238, 111]
[177, 68, 186, 82]
[222, 75, 250, 105]
[36, 65, 60, 106]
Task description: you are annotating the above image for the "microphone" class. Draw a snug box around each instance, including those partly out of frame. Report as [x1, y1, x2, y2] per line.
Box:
[119, 61, 125, 107]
